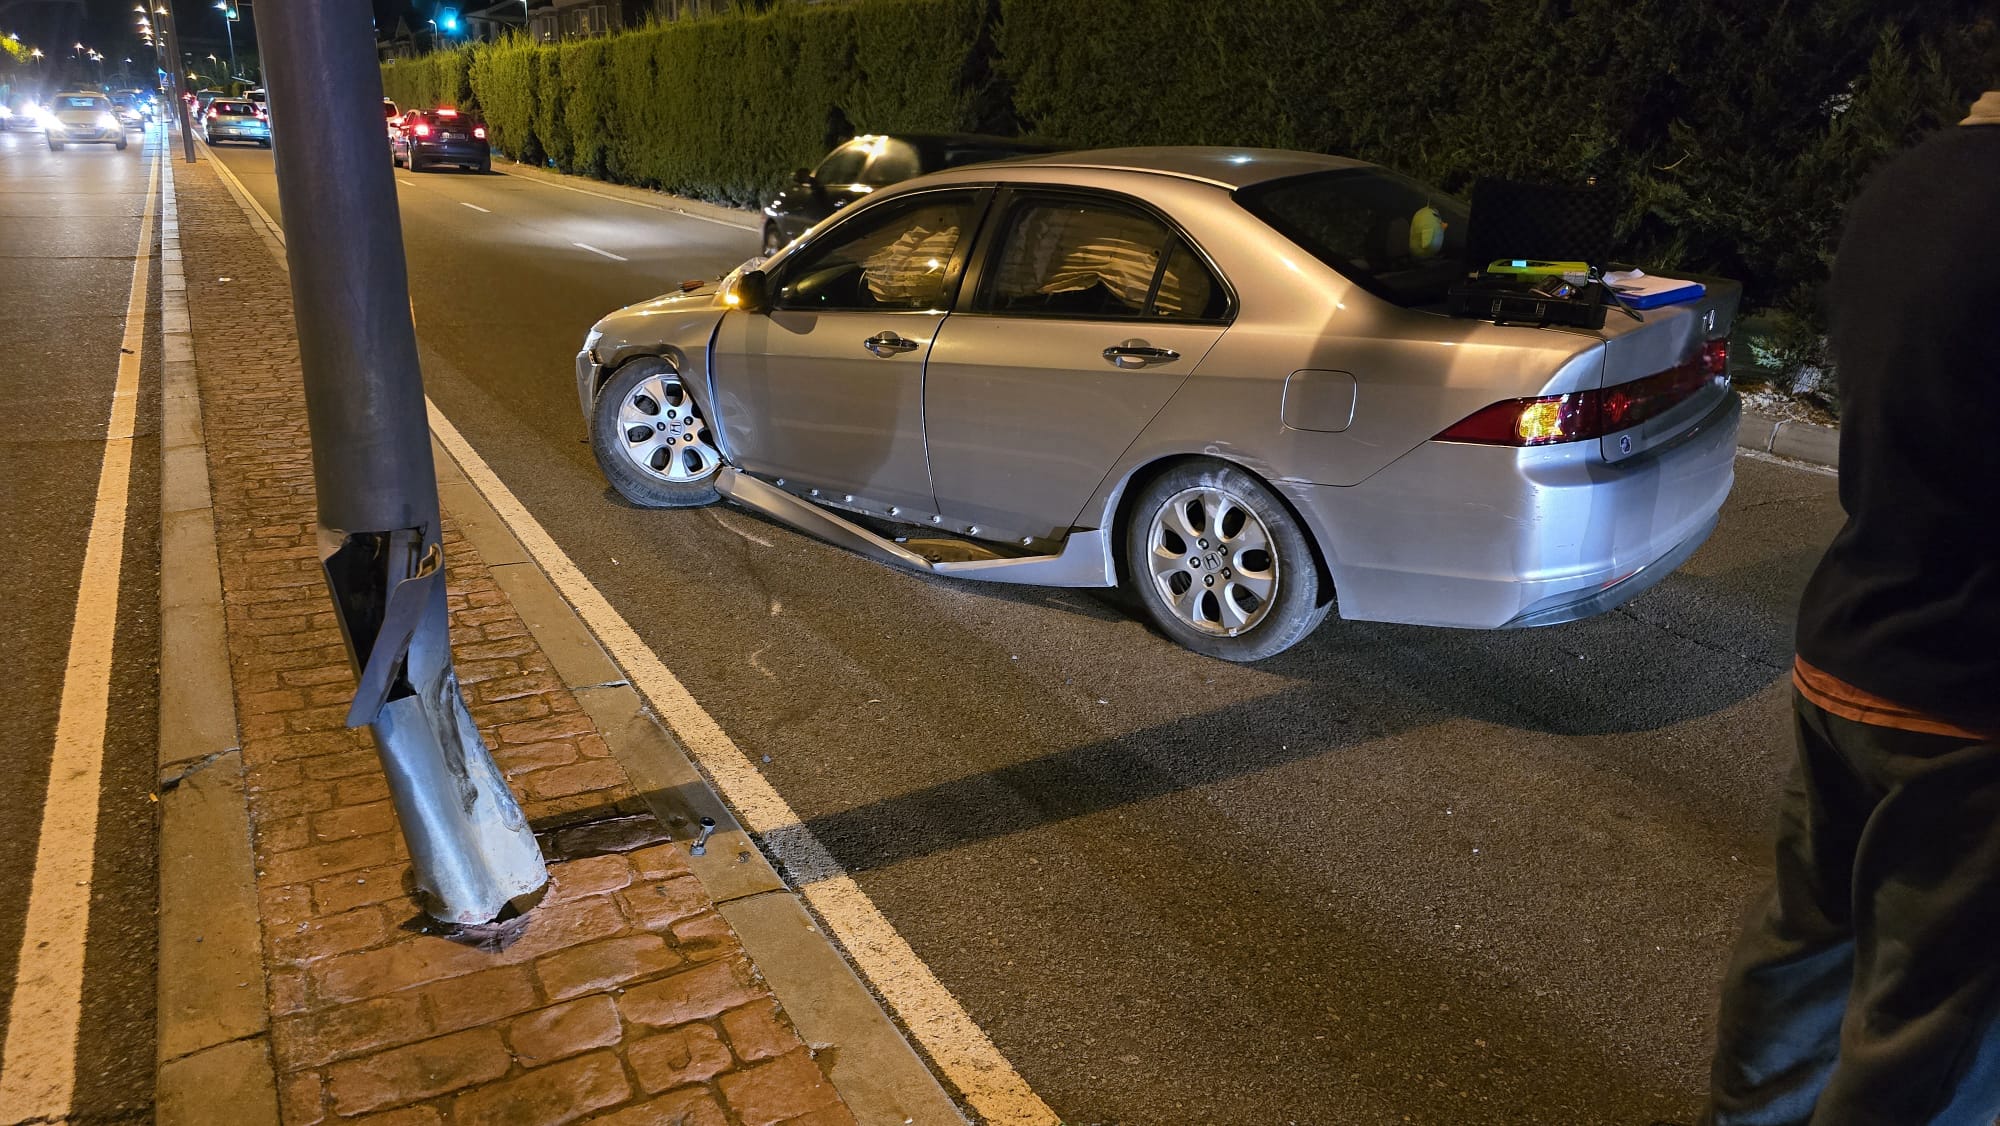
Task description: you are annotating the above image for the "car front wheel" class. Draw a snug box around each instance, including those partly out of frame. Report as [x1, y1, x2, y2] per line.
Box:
[590, 357, 724, 508]
[1122, 459, 1329, 661]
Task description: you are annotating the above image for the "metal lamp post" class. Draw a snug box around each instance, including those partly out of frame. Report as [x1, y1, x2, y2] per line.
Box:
[251, 0, 549, 925]
[215, 1, 237, 83]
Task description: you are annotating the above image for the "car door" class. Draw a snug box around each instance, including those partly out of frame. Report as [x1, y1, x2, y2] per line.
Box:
[923, 190, 1234, 543]
[709, 187, 989, 517]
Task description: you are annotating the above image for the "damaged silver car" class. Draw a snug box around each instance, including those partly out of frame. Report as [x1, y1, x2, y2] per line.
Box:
[575, 148, 1740, 661]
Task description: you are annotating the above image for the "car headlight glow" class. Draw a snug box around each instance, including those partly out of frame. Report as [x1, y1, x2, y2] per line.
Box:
[97, 113, 119, 130]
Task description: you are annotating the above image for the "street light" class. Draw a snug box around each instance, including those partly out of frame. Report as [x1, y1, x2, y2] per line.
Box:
[214, 1, 238, 84]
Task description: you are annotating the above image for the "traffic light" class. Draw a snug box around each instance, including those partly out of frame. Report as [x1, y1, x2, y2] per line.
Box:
[222, 4, 238, 19]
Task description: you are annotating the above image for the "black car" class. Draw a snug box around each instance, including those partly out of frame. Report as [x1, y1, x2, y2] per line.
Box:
[391, 107, 490, 173]
[759, 132, 1060, 254]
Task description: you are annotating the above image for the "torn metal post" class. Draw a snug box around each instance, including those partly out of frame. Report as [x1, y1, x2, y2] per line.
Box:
[252, 0, 547, 923]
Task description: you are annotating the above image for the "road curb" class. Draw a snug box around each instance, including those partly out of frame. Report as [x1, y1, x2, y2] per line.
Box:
[199, 138, 969, 1126]
[151, 139, 282, 1126]
[491, 155, 764, 233]
[1736, 406, 1839, 469]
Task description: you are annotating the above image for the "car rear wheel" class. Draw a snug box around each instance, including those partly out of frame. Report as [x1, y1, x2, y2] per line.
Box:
[115, 136, 127, 151]
[1122, 459, 1329, 661]
[47, 139, 63, 151]
[590, 357, 724, 508]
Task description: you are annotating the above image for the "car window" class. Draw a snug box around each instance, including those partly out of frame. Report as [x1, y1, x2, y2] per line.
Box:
[814, 143, 868, 186]
[384, 101, 400, 119]
[1151, 240, 1228, 321]
[774, 191, 979, 313]
[979, 198, 1173, 320]
[213, 101, 254, 115]
[1237, 168, 1470, 308]
[860, 139, 922, 186]
[59, 96, 109, 111]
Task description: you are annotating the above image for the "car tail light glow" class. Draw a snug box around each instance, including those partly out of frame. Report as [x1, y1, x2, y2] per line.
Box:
[1435, 341, 1730, 448]
[437, 107, 458, 116]
[206, 108, 218, 120]
[473, 125, 486, 139]
[413, 122, 431, 137]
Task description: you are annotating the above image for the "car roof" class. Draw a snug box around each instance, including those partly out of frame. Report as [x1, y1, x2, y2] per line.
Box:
[972, 146, 1375, 190]
[847, 132, 1058, 151]
[54, 90, 109, 98]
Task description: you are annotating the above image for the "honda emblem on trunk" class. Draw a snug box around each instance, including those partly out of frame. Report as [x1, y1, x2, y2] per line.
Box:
[1620, 434, 1633, 454]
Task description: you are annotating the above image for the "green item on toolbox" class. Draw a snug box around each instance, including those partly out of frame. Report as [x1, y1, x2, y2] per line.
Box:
[1485, 258, 1591, 277]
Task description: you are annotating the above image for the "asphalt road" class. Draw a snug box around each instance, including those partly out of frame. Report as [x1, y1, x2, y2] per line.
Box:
[0, 126, 162, 1122]
[211, 140, 1845, 1125]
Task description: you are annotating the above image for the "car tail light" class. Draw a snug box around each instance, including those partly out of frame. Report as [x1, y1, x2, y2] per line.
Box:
[473, 125, 486, 139]
[437, 107, 458, 117]
[206, 108, 218, 120]
[413, 122, 431, 138]
[1435, 343, 1731, 447]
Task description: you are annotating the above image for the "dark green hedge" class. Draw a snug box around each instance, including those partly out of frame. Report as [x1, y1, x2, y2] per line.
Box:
[385, 0, 980, 204]
[385, 0, 1996, 336]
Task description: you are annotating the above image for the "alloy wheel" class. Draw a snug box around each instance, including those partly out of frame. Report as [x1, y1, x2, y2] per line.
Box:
[1146, 486, 1280, 636]
[615, 373, 721, 483]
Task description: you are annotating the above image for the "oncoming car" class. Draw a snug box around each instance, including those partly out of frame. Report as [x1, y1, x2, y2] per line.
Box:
[574, 148, 1741, 661]
[43, 92, 127, 151]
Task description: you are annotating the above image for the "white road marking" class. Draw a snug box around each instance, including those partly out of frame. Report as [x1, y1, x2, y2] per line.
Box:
[203, 138, 1055, 1125]
[572, 241, 627, 262]
[426, 405, 1059, 1125]
[499, 166, 759, 231]
[1736, 446, 1837, 477]
[0, 145, 159, 1123]
[460, 201, 491, 213]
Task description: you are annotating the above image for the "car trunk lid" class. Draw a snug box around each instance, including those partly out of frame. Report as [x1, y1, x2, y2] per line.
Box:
[1555, 278, 1741, 463]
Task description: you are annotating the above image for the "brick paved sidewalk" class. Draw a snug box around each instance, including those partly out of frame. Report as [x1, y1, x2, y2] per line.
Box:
[174, 154, 854, 1125]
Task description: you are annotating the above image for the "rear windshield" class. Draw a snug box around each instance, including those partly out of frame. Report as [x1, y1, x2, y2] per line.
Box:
[383, 101, 399, 118]
[213, 101, 256, 115]
[1236, 169, 1471, 308]
[60, 96, 109, 110]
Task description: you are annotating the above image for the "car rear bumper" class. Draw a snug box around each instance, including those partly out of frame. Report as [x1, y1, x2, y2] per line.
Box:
[207, 124, 269, 141]
[1299, 390, 1740, 629]
[410, 139, 488, 164]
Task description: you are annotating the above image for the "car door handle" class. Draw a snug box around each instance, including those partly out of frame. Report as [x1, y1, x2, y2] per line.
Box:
[864, 332, 922, 357]
[1103, 344, 1181, 368]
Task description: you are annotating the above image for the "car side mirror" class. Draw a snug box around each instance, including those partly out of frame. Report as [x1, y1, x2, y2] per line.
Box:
[730, 270, 771, 315]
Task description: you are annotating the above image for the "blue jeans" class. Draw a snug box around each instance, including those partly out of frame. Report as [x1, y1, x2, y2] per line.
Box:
[1708, 692, 2000, 1125]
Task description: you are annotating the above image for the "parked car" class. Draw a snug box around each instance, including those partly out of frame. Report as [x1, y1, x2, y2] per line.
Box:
[761, 133, 1061, 255]
[43, 91, 127, 151]
[193, 88, 228, 114]
[391, 107, 489, 172]
[202, 98, 270, 147]
[576, 147, 1741, 660]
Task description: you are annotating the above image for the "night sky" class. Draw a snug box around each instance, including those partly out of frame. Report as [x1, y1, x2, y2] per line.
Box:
[3, 0, 425, 88]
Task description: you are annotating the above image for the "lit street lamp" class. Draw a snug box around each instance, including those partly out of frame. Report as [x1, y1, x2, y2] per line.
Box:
[215, 1, 239, 83]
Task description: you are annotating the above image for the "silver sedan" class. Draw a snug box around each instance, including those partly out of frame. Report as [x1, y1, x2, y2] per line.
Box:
[575, 148, 1739, 660]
